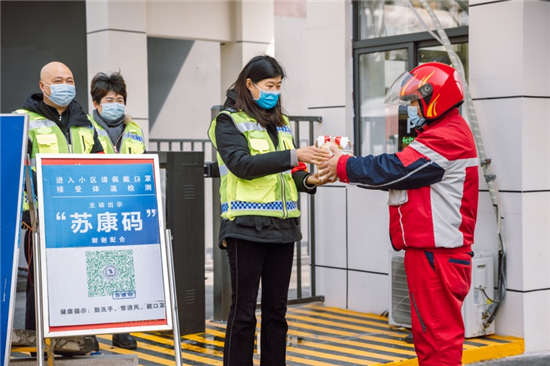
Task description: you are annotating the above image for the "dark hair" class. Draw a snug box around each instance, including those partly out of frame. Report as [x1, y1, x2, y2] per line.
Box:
[90, 72, 127, 105]
[232, 55, 286, 128]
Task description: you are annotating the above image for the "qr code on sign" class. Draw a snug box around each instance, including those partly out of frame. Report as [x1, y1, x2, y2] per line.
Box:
[85, 249, 136, 298]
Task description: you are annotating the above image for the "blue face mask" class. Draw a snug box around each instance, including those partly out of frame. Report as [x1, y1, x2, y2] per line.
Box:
[253, 83, 281, 109]
[100, 103, 126, 121]
[44, 83, 76, 107]
[407, 105, 426, 130]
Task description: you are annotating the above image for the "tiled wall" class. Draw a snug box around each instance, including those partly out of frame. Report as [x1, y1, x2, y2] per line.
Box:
[311, 0, 550, 353]
[86, 0, 149, 142]
[469, 0, 550, 352]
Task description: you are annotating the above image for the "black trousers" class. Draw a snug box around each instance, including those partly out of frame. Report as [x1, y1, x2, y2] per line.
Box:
[24, 229, 36, 330]
[223, 238, 294, 366]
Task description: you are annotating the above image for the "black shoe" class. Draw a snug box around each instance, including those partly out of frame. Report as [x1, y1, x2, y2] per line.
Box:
[89, 335, 100, 352]
[404, 332, 414, 344]
[112, 333, 137, 349]
[29, 352, 46, 358]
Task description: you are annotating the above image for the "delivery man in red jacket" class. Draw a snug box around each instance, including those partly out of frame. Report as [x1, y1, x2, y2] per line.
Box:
[320, 62, 479, 366]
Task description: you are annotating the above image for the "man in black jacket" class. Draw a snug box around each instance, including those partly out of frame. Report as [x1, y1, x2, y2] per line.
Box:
[18, 61, 104, 354]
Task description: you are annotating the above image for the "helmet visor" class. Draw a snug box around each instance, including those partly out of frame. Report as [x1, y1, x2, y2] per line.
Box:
[384, 71, 433, 105]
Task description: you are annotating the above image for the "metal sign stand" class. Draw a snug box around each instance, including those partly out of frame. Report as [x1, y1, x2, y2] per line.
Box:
[33, 230, 46, 366]
[165, 229, 183, 366]
[25, 155, 180, 365]
[25, 161, 49, 366]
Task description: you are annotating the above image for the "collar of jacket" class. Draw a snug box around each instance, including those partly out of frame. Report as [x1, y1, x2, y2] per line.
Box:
[22, 93, 92, 129]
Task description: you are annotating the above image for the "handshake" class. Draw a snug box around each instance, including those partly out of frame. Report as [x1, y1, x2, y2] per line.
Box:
[295, 136, 353, 186]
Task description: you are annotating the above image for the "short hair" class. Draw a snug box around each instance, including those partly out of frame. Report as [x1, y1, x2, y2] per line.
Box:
[90, 72, 127, 104]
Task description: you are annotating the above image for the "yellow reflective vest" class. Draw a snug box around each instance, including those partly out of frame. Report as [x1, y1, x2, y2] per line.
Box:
[16, 109, 95, 165]
[15, 109, 96, 210]
[88, 115, 145, 154]
[208, 110, 300, 220]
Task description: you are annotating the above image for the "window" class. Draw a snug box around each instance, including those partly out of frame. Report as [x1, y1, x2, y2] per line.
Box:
[418, 43, 468, 79]
[358, 0, 468, 39]
[353, 1, 468, 156]
[359, 49, 408, 155]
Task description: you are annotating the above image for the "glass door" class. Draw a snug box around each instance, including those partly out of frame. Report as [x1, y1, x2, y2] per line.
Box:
[356, 48, 409, 156]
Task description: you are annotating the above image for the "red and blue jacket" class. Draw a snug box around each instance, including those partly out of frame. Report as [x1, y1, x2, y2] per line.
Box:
[337, 109, 479, 251]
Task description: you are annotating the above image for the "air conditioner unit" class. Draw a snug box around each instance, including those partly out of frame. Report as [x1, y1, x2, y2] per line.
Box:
[388, 250, 495, 338]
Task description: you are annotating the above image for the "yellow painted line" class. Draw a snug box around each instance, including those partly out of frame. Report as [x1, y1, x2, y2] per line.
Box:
[136, 332, 223, 356]
[464, 338, 503, 345]
[463, 337, 525, 365]
[205, 327, 227, 338]
[97, 334, 222, 365]
[292, 306, 516, 354]
[286, 328, 415, 359]
[202, 328, 260, 365]
[285, 346, 381, 365]
[304, 304, 391, 321]
[10, 346, 35, 354]
[184, 333, 225, 348]
[208, 316, 414, 361]
[358, 335, 415, 351]
[462, 342, 481, 350]
[289, 329, 416, 356]
[287, 335, 403, 362]
[380, 357, 419, 366]
[486, 334, 523, 342]
[207, 312, 523, 366]
[364, 336, 525, 366]
[206, 321, 397, 365]
[208, 318, 411, 363]
[288, 329, 416, 359]
[286, 313, 406, 337]
[94, 342, 184, 366]
[285, 354, 350, 366]
[207, 323, 414, 364]
[288, 309, 407, 336]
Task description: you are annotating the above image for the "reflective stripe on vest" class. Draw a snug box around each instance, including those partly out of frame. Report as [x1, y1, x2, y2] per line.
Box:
[208, 110, 299, 220]
[16, 109, 94, 161]
[119, 122, 145, 154]
[89, 115, 145, 154]
[16, 109, 95, 210]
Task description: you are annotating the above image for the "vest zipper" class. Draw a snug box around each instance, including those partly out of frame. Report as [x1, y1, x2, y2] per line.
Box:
[115, 131, 124, 153]
[64, 117, 72, 153]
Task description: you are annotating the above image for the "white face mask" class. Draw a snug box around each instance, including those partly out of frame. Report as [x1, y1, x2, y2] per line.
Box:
[407, 105, 426, 129]
[100, 103, 125, 121]
[43, 83, 76, 107]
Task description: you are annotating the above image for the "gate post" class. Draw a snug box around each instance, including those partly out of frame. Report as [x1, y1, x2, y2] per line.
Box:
[162, 151, 205, 334]
[210, 105, 232, 322]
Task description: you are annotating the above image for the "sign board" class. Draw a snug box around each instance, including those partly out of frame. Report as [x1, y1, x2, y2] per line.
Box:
[35, 154, 172, 337]
[0, 114, 28, 366]
[397, 106, 418, 151]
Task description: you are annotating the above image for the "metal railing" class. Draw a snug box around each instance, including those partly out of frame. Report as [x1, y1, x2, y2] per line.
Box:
[150, 107, 324, 321]
[149, 139, 211, 154]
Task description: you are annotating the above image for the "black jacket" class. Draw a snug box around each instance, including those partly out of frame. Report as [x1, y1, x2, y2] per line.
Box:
[21, 94, 103, 226]
[22, 93, 104, 154]
[213, 90, 315, 248]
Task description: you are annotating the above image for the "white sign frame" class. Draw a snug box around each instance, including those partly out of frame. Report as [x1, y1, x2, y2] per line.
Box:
[35, 154, 173, 338]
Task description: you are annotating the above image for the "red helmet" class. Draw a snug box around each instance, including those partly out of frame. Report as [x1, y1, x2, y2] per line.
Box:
[384, 62, 464, 121]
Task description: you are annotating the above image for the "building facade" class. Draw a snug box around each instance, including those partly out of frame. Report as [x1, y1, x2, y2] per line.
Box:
[2, 0, 550, 354]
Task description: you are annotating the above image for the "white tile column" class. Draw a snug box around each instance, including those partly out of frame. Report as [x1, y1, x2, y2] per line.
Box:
[220, 0, 274, 100]
[306, 0, 363, 311]
[470, 0, 550, 352]
[86, 0, 149, 143]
